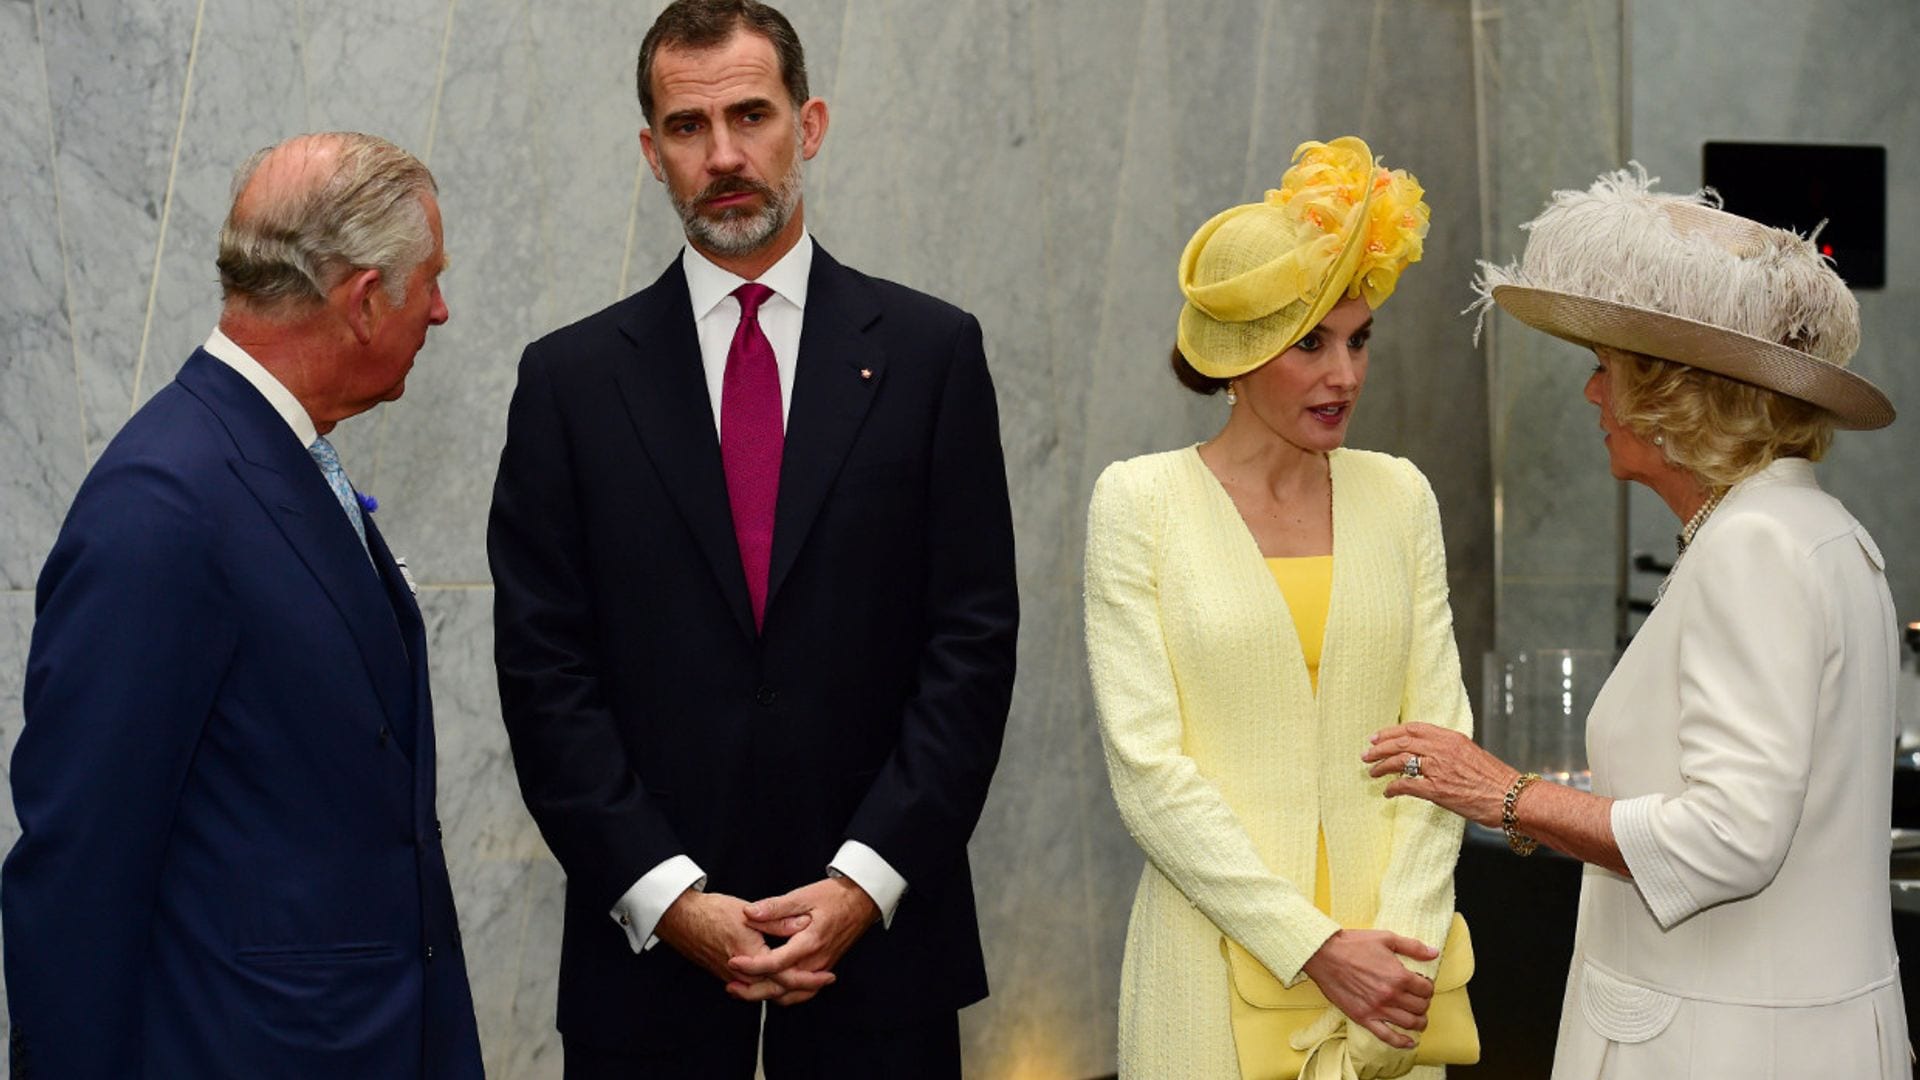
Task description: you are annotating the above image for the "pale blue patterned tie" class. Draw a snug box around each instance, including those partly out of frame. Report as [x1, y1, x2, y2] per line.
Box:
[307, 436, 368, 552]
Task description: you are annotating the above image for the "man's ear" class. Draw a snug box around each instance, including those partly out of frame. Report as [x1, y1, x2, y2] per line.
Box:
[799, 98, 828, 161]
[340, 268, 384, 345]
[639, 127, 664, 182]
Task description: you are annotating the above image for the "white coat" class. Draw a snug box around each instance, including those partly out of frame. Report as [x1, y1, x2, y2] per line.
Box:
[1552, 458, 1912, 1078]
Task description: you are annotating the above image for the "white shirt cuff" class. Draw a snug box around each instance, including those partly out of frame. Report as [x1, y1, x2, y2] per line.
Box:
[827, 841, 907, 928]
[1611, 794, 1696, 929]
[609, 855, 706, 953]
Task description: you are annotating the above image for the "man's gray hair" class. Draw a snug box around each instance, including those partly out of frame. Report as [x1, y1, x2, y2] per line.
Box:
[216, 132, 438, 311]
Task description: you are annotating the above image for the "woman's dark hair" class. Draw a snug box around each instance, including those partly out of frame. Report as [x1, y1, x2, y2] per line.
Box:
[1169, 344, 1231, 395]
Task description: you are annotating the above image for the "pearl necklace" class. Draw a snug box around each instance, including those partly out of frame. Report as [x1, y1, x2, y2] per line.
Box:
[1676, 489, 1726, 555]
[1655, 489, 1726, 606]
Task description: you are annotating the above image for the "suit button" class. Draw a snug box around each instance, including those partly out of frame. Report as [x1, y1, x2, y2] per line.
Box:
[754, 686, 776, 707]
[435, 820, 444, 840]
[378, 727, 390, 747]
[425, 945, 435, 963]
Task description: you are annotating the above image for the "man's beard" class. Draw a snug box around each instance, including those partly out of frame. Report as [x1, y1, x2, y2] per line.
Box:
[672, 158, 804, 258]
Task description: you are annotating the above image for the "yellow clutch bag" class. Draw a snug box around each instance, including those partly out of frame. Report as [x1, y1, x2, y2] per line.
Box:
[1220, 913, 1480, 1079]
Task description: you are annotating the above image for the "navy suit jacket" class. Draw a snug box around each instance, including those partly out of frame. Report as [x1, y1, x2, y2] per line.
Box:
[488, 246, 1019, 1051]
[3, 352, 482, 1078]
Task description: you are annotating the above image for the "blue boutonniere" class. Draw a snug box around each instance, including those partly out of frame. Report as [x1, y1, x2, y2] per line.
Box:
[356, 492, 379, 515]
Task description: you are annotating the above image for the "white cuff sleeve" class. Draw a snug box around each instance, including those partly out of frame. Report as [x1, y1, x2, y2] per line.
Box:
[827, 841, 907, 928]
[609, 855, 706, 953]
[1611, 794, 1697, 929]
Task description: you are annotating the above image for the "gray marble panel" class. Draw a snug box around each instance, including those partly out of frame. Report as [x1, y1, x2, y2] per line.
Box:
[418, 586, 566, 1079]
[298, 0, 448, 147]
[342, 0, 555, 585]
[1482, 0, 1627, 655]
[1497, 580, 1618, 660]
[1073, 0, 1224, 484]
[805, 0, 1065, 641]
[0, 593, 33, 1043]
[39, 0, 201, 456]
[1495, 332, 1618, 582]
[139, 0, 310, 400]
[0, 3, 84, 589]
[958, 8, 1164, 1071]
[1629, 0, 1920, 626]
[139, 0, 453, 393]
[1025, 0, 1189, 507]
[522, 0, 663, 327]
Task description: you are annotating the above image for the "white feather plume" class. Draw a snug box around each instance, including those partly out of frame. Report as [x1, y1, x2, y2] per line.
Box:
[1469, 164, 1860, 365]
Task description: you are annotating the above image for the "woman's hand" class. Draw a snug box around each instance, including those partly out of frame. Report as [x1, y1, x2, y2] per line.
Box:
[1300, 929, 1439, 1048]
[1364, 722, 1518, 827]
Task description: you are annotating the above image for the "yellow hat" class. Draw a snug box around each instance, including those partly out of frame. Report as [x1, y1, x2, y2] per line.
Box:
[1177, 136, 1430, 379]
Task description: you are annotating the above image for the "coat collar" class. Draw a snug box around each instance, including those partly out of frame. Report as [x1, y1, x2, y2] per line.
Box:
[175, 351, 417, 752]
[1684, 456, 1819, 555]
[612, 259, 757, 638]
[1179, 446, 1362, 711]
[612, 244, 885, 641]
[766, 244, 885, 616]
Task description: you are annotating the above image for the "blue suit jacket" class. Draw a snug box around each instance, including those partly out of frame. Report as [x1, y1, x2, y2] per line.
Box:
[3, 352, 482, 1078]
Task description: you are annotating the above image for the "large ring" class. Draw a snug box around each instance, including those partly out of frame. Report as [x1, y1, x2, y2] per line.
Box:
[1402, 754, 1423, 779]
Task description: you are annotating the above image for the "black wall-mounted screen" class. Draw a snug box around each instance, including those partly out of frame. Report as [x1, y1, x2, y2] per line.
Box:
[1701, 141, 1885, 289]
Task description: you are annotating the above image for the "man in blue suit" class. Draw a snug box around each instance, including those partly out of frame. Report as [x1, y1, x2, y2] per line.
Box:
[3, 132, 483, 1078]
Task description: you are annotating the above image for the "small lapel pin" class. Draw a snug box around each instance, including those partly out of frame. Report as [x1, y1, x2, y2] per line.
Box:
[859, 368, 873, 380]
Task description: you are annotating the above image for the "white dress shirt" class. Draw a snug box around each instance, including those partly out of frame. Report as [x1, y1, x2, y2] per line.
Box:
[203, 328, 378, 569]
[608, 235, 908, 953]
[202, 328, 317, 447]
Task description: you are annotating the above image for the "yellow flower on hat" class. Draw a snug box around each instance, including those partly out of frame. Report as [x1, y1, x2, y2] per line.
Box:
[1176, 136, 1431, 380]
[1357, 166, 1429, 307]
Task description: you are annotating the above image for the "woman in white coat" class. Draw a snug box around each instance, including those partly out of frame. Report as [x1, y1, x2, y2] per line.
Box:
[1368, 168, 1911, 1077]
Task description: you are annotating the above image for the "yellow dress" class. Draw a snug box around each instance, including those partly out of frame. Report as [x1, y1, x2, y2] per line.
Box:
[1085, 447, 1470, 1079]
[1267, 555, 1336, 916]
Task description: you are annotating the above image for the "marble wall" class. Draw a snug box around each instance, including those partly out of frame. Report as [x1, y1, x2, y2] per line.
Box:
[0, 2, 1493, 1077]
[1479, 0, 1629, 660]
[1484, 0, 1920, 659]
[1625, 0, 1920, 626]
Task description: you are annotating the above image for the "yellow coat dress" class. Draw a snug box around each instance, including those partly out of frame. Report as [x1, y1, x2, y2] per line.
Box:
[1085, 446, 1470, 1078]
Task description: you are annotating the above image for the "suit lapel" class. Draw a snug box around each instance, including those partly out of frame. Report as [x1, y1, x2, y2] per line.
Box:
[613, 260, 758, 640]
[364, 514, 424, 666]
[177, 353, 416, 746]
[366, 515, 434, 809]
[765, 247, 885, 612]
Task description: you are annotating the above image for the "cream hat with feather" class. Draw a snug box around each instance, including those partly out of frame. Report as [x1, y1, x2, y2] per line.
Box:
[1474, 167, 1892, 430]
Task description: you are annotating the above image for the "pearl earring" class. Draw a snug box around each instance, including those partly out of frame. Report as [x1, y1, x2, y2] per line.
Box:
[1652, 434, 1665, 446]
[1225, 384, 1238, 405]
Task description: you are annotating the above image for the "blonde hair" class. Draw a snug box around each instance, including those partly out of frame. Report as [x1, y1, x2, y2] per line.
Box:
[1603, 346, 1835, 490]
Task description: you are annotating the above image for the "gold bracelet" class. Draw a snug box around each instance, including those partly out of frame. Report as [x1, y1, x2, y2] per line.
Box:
[1502, 772, 1541, 856]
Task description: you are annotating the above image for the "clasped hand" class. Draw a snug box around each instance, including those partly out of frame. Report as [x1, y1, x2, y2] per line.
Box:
[655, 877, 879, 1007]
[1300, 928, 1439, 1050]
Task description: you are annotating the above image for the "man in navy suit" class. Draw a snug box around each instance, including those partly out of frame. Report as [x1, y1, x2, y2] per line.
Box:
[3, 132, 483, 1078]
[487, 1, 1019, 1075]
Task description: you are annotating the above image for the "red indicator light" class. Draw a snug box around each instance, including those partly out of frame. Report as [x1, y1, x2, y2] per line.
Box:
[1821, 243, 1835, 256]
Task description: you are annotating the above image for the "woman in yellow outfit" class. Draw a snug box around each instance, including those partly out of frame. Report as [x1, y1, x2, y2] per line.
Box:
[1085, 137, 1470, 1078]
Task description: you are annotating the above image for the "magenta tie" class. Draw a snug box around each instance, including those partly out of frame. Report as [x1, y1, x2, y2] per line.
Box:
[721, 283, 782, 631]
